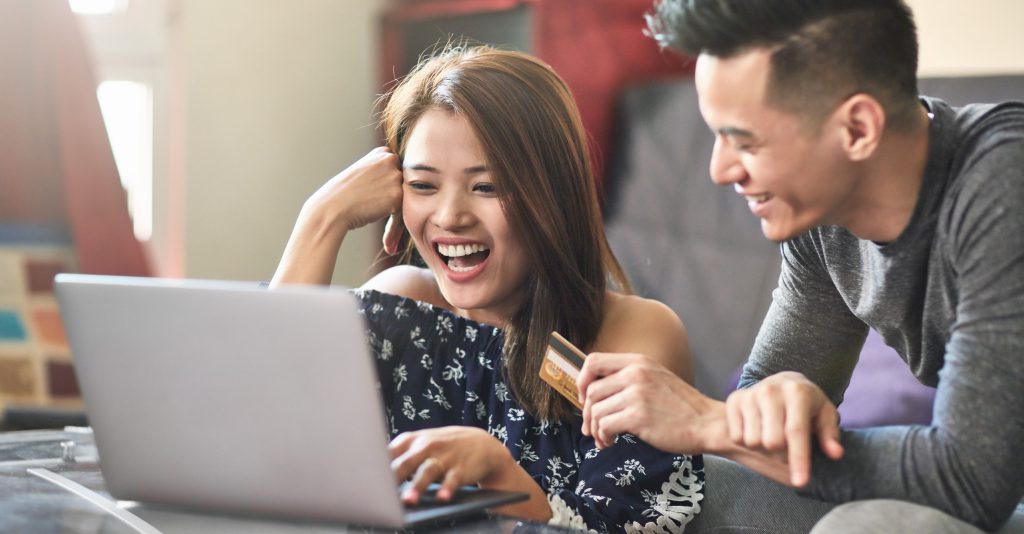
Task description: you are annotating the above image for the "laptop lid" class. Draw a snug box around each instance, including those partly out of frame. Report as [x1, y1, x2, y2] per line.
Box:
[54, 274, 525, 528]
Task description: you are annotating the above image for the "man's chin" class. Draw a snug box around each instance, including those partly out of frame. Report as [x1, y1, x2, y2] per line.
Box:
[760, 219, 810, 243]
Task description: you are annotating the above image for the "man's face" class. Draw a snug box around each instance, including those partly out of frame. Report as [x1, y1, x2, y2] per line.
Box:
[694, 49, 857, 242]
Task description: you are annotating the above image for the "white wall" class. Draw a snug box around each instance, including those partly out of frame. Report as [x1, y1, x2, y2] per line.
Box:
[176, 0, 384, 285]
[907, 0, 1024, 76]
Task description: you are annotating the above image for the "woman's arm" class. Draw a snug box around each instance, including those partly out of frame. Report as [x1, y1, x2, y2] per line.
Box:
[594, 292, 694, 384]
[271, 147, 403, 287]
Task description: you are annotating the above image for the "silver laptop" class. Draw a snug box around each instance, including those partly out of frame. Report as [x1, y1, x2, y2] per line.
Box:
[54, 274, 526, 529]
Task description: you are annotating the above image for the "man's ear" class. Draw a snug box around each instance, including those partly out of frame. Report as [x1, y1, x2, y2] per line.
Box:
[835, 94, 885, 162]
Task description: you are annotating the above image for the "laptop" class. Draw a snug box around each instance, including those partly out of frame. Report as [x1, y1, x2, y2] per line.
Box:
[54, 274, 527, 529]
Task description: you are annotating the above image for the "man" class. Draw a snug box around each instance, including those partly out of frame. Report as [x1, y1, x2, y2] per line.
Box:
[578, 0, 1024, 531]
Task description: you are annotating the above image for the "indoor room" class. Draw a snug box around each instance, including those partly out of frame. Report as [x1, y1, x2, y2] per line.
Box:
[1, 0, 1022, 532]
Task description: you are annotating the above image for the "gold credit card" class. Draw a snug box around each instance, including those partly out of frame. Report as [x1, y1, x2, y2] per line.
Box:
[539, 331, 587, 410]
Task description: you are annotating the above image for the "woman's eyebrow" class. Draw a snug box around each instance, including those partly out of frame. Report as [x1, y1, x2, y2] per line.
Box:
[404, 163, 488, 175]
[405, 163, 439, 173]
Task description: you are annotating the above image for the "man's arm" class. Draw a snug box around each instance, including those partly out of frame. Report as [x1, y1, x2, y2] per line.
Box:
[801, 139, 1024, 530]
[738, 233, 868, 402]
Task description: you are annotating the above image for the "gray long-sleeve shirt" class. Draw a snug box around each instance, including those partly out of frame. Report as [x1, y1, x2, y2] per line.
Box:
[738, 97, 1024, 531]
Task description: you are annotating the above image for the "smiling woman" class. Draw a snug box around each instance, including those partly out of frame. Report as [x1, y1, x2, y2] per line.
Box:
[271, 45, 703, 531]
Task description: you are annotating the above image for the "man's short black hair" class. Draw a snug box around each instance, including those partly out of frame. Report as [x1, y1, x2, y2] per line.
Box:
[647, 0, 920, 129]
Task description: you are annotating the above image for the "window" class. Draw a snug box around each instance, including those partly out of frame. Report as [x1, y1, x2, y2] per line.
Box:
[69, 0, 128, 16]
[96, 80, 153, 241]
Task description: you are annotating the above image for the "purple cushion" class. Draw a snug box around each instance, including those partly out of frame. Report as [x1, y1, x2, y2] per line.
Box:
[836, 329, 935, 428]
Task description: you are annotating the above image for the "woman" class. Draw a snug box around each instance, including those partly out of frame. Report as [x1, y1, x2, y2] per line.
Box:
[272, 45, 702, 532]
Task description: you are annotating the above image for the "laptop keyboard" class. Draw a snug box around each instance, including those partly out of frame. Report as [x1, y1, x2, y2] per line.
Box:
[399, 483, 469, 509]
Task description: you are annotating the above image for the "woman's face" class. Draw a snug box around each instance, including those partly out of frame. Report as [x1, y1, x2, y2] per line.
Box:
[401, 108, 531, 327]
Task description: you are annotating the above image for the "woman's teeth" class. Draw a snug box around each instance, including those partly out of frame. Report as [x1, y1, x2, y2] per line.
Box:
[746, 193, 770, 203]
[437, 243, 489, 257]
[437, 243, 490, 272]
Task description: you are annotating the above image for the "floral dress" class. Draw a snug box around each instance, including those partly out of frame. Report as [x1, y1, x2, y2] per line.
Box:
[353, 289, 704, 533]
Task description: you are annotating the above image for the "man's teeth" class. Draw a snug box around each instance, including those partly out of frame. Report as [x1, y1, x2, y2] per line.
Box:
[437, 243, 489, 257]
[745, 193, 770, 203]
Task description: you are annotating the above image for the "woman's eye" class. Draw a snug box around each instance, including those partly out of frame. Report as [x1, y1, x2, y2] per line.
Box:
[407, 182, 435, 192]
[473, 183, 496, 194]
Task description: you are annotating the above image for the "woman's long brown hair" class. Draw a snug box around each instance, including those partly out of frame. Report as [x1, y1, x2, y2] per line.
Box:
[380, 45, 631, 422]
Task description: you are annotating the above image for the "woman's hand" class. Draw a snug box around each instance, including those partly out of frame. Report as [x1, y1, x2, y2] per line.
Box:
[578, 352, 722, 453]
[389, 426, 514, 503]
[302, 146, 403, 239]
[389, 426, 552, 522]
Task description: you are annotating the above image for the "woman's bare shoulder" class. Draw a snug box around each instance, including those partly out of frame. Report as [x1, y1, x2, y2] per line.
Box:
[595, 292, 694, 383]
[360, 265, 449, 308]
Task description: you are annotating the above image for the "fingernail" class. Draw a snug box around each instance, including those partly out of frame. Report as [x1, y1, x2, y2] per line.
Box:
[403, 489, 417, 503]
[437, 488, 450, 501]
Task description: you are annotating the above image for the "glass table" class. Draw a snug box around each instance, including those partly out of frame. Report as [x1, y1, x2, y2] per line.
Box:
[0, 428, 569, 533]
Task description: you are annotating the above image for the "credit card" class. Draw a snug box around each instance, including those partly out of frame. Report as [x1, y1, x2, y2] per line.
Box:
[539, 331, 587, 410]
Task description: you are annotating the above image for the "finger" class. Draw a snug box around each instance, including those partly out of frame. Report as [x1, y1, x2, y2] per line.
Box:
[403, 457, 446, 504]
[577, 353, 638, 403]
[436, 466, 461, 502]
[758, 391, 787, 451]
[815, 405, 845, 460]
[391, 447, 426, 485]
[581, 384, 592, 437]
[383, 212, 404, 255]
[594, 407, 633, 449]
[580, 364, 631, 438]
[783, 393, 814, 487]
[581, 373, 625, 441]
[740, 392, 763, 448]
[387, 432, 414, 460]
[589, 385, 632, 449]
[725, 391, 745, 443]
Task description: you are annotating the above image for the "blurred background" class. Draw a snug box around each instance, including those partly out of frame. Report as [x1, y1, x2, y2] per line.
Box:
[1, 0, 1022, 426]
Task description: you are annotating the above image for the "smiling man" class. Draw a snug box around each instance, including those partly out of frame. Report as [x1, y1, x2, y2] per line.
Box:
[578, 0, 1024, 532]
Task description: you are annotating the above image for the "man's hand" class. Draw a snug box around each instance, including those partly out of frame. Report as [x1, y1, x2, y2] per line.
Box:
[578, 352, 723, 454]
[725, 371, 845, 487]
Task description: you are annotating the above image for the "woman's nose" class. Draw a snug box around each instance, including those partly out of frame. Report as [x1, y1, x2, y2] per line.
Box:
[431, 191, 473, 230]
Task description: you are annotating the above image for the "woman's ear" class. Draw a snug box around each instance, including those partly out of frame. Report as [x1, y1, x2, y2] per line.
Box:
[836, 94, 885, 162]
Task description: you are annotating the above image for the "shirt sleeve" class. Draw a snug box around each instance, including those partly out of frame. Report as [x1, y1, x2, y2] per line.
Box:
[546, 434, 704, 533]
[739, 234, 869, 406]
[803, 138, 1024, 531]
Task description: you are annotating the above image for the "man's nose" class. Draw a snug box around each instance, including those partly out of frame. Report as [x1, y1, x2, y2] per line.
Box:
[709, 137, 747, 186]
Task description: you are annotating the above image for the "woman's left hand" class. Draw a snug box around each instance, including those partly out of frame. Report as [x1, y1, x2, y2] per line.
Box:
[389, 426, 514, 504]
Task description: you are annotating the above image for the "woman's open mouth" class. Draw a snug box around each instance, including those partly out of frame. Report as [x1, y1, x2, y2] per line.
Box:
[436, 243, 491, 274]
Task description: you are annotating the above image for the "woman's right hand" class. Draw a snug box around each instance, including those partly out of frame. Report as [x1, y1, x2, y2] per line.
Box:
[302, 146, 403, 237]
